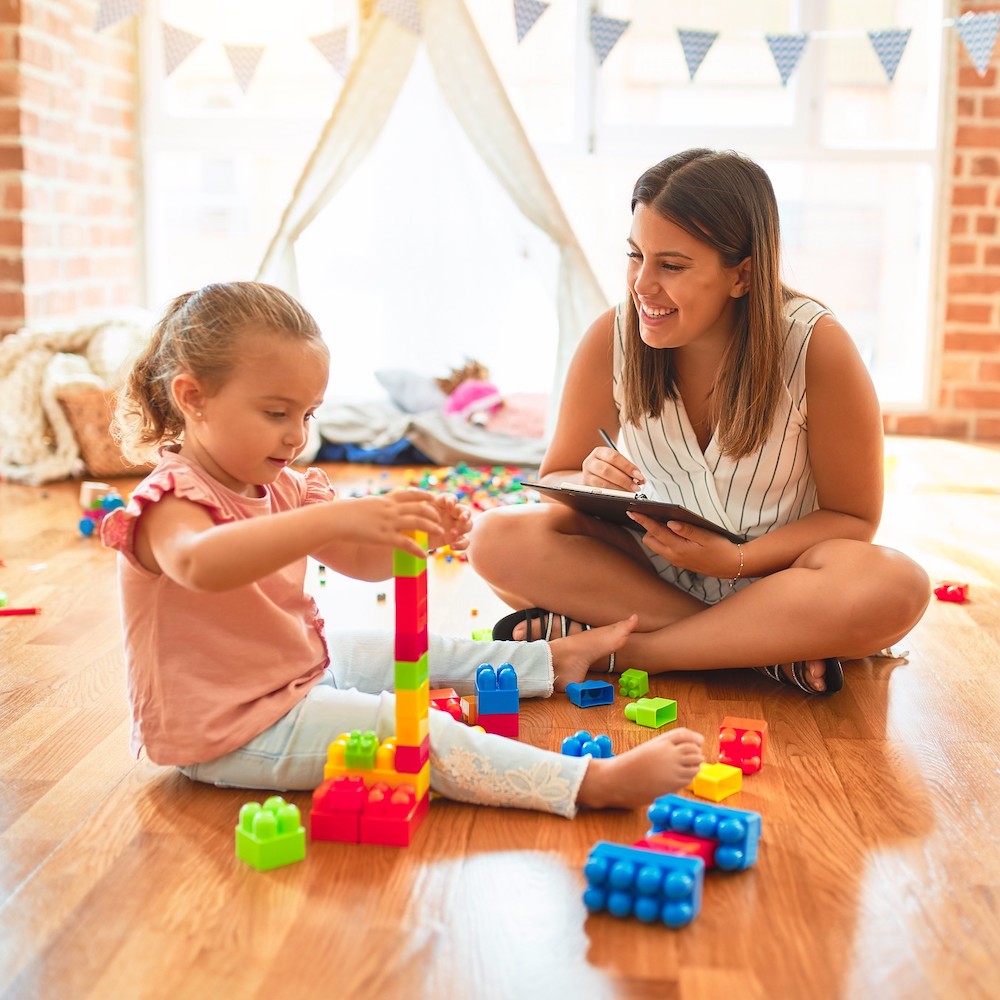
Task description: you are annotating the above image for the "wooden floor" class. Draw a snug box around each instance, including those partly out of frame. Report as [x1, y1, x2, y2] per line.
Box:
[1, 436, 998, 1000]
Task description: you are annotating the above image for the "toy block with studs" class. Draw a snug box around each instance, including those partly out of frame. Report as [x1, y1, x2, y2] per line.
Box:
[688, 762, 742, 803]
[617, 668, 649, 699]
[645, 794, 761, 872]
[475, 663, 519, 715]
[359, 782, 429, 847]
[583, 840, 704, 928]
[718, 716, 768, 774]
[311, 776, 367, 843]
[235, 796, 306, 871]
[624, 696, 677, 729]
[566, 679, 615, 708]
[561, 730, 614, 758]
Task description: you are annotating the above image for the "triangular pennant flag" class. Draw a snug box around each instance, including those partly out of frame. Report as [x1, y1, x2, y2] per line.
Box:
[378, 0, 422, 36]
[310, 26, 352, 79]
[590, 13, 630, 67]
[867, 27, 911, 82]
[224, 45, 265, 94]
[162, 23, 202, 77]
[513, 0, 549, 45]
[677, 29, 718, 81]
[765, 33, 808, 87]
[94, 0, 143, 32]
[955, 10, 999, 77]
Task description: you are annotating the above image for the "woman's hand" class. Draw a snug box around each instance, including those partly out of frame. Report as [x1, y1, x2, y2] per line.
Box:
[627, 512, 743, 580]
[428, 493, 472, 552]
[581, 446, 646, 492]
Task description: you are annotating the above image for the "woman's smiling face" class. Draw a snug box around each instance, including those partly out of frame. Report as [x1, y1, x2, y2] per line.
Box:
[626, 202, 749, 351]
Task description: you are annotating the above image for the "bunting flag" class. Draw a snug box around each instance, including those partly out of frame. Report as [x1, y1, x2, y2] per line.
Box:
[94, 0, 143, 32]
[955, 10, 999, 77]
[677, 29, 718, 81]
[310, 27, 351, 79]
[224, 45, 266, 94]
[765, 33, 808, 87]
[378, 0, 423, 36]
[162, 23, 202, 77]
[867, 27, 911, 82]
[513, 0, 549, 45]
[590, 13, 630, 66]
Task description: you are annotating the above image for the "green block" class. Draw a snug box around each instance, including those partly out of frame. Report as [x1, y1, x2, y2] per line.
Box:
[395, 654, 429, 690]
[471, 628, 493, 642]
[235, 797, 306, 871]
[624, 697, 677, 729]
[344, 729, 379, 769]
[618, 668, 649, 699]
[393, 548, 426, 577]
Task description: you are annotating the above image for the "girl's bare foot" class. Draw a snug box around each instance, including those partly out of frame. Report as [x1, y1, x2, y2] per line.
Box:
[550, 614, 638, 692]
[577, 728, 705, 810]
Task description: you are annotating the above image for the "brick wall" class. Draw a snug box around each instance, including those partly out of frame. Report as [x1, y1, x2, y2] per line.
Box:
[883, 1, 1000, 441]
[0, 0, 139, 337]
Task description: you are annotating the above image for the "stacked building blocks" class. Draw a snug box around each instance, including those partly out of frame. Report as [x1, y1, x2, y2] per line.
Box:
[645, 793, 761, 872]
[475, 662, 519, 737]
[624, 696, 677, 729]
[561, 730, 615, 758]
[718, 716, 768, 774]
[583, 841, 704, 928]
[617, 668, 649, 699]
[323, 731, 431, 801]
[78, 480, 125, 537]
[688, 762, 743, 802]
[312, 775, 429, 846]
[566, 679, 615, 708]
[235, 796, 306, 871]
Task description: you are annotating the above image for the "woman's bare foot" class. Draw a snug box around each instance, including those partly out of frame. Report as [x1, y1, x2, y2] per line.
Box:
[577, 728, 705, 810]
[509, 609, 588, 641]
[550, 614, 638, 691]
[772, 659, 830, 692]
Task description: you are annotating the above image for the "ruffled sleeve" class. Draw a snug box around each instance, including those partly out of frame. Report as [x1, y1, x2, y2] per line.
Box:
[302, 466, 336, 506]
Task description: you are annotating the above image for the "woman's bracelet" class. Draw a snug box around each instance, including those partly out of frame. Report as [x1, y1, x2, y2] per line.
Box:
[730, 542, 744, 590]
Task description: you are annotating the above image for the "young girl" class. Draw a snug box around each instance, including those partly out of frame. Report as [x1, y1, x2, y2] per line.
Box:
[101, 281, 704, 818]
[469, 148, 931, 694]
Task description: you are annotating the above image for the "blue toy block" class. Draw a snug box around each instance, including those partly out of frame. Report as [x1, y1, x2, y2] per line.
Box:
[583, 841, 704, 928]
[566, 680, 615, 708]
[646, 793, 761, 872]
[561, 730, 614, 758]
[476, 663, 519, 715]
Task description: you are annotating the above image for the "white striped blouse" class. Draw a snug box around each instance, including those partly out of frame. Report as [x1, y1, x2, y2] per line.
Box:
[611, 295, 829, 604]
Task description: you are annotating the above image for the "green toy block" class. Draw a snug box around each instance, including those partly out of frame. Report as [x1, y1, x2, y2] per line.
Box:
[394, 653, 429, 690]
[471, 628, 493, 641]
[624, 696, 677, 729]
[235, 796, 306, 871]
[344, 729, 379, 769]
[618, 668, 649, 699]
[393, 547, 426, 577]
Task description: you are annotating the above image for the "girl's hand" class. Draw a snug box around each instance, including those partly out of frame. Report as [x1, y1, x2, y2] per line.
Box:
[335, 490, 444, 558]
[581, 446, 645, 492]
[428, 493, 472, 552]
[627, 512, 743, 580]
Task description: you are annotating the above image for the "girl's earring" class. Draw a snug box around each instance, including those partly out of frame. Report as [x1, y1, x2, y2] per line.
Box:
[195, 411, 203, 418]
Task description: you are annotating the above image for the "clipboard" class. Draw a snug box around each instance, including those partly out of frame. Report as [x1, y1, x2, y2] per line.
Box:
[523, 482, 746, 543]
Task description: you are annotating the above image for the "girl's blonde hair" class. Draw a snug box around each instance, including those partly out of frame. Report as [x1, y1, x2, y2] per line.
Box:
[114, 281, 326, 464]
[621, 148, 804, 459]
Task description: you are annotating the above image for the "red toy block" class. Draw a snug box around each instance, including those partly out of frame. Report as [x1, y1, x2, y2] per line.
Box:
[359, 783, 429, 846]
[718, 716, 768, 774]
[395, 573, 428, 631]
[430, 688, 463, 721]
[394, 735, 430, 773]
[634, 831, 718, 869]
[310, 776, 367, 843]
[394, 625, 428, 661]
[476, 712, 519, 738]
[933, 580, 969, 603]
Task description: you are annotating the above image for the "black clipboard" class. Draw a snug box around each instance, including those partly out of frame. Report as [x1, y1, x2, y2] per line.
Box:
[523, 482, 746, 543]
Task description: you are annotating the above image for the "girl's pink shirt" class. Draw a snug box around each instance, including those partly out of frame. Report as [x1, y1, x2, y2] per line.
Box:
[101, 450, 334, 765]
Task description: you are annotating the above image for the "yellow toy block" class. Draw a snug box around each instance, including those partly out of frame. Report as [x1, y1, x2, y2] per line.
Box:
[396, 714, 430, 746]
[688, 761, 743, 802]
[395, 679, 429, 720]
[324, 735, 431, 800]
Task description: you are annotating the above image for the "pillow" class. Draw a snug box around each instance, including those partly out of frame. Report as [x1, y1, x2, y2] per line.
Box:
[374, 369, 446, 414]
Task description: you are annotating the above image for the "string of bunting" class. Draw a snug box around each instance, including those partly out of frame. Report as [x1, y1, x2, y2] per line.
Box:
[94, 1, 999, 92]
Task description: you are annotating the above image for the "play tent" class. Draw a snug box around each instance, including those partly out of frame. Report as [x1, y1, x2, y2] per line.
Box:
[255, 0, 606, 427]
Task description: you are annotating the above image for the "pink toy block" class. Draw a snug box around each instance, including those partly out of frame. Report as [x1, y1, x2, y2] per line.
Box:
[394, 735, 430, 774]
[359, 782, 429, 846]
[718, 716, 768, 774]
[476, 712, 519, 738]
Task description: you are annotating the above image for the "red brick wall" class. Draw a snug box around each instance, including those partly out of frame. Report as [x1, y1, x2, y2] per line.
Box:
[0, 0, 139, 337]
[883, 1, 1000, 441]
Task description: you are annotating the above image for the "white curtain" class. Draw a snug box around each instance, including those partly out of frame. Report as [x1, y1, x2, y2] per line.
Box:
[256, 0, 606, 425]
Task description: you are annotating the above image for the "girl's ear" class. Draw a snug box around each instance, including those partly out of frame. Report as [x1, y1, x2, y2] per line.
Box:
[730, 257, 752, 298]
[171, 373, 207, 419]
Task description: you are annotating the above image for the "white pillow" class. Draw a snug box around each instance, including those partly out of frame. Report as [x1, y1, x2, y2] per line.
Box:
[374, 369, 447, 414]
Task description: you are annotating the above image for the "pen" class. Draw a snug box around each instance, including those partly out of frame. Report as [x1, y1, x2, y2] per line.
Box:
[598, 428, 644, 489]
[0, 607, 41, 616]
